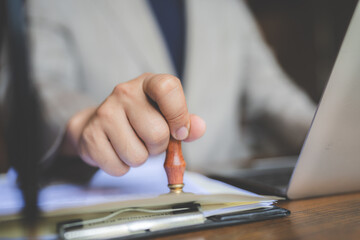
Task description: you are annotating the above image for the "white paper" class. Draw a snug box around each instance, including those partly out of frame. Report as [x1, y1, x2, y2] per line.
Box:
[0, 153, 261, 217]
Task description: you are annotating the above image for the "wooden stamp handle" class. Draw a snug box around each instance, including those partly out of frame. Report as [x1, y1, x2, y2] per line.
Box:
[164, 137, 186, 185]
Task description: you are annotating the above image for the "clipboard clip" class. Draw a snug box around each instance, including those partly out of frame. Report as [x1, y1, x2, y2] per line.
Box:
[58, 202, 204, 240]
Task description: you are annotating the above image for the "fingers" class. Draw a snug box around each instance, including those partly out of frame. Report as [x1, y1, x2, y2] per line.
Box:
[98, 104, 149, 168]
[143, 73, 190, 140]
[78, 118, 130, 176]
[78, 104, 151, 176]
[70, 73, 206, 177]
[110, 78, 171, 155]
[124, 94, 170, 155]
[184, 114, 207, 142]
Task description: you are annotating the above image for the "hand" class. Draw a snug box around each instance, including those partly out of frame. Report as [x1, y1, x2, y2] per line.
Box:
[61, 73, 206, 176]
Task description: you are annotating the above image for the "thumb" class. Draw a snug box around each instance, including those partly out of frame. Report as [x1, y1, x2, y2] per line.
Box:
[143, 73, 190, 140]
[184, 114, 206, 142]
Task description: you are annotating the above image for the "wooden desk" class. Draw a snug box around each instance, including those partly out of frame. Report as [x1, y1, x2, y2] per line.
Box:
[154, 192, 360, 240]
[1, 192, 359, 239]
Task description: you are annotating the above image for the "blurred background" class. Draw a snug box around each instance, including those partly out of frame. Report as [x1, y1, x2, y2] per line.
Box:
[247, 0, 358, 103]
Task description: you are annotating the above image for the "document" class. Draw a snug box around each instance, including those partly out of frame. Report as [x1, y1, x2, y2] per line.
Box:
[0, 153, 269, 218]
[0, 153, 286, 239]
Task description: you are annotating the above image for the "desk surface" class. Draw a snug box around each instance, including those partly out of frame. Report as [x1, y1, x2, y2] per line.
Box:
[1, 191, 359, 239]
[154, 192, 360, 240]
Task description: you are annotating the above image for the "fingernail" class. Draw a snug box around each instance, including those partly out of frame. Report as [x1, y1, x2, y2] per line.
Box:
[175, 126, 189, 140]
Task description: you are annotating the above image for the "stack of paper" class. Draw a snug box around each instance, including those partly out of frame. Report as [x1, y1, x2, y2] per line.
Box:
[0, 153, 282, 239]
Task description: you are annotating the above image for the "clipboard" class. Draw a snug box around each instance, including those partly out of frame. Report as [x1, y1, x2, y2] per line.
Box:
[58, 202, 290, 240]
[118, 206, 290, 240]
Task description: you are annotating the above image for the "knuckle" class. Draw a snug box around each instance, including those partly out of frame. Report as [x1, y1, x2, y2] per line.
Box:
[167, 105, 188, 124]
[78, 134, 98, 166]
[128, 149, 148, 167]
[100, 154, 131, 177]
[113, 83, 135, 99]
[80, 126, 95, 146]
[154, 74, 181, 98]
[146, 126, 169, 155]
[78, 129, 97, 160]
[147, 142, 168, 155]
[147, 124, 170, 146]
[96, 104, 113, 122]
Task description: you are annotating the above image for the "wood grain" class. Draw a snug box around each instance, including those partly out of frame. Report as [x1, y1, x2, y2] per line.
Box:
[152, 192, 360, 240]
[164, 137, 186, 185]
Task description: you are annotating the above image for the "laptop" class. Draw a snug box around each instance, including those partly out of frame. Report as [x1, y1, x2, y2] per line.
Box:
[211, 2, 360, 200]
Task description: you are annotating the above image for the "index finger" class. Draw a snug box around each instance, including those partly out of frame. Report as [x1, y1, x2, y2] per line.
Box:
[142, 73, 190, 140]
